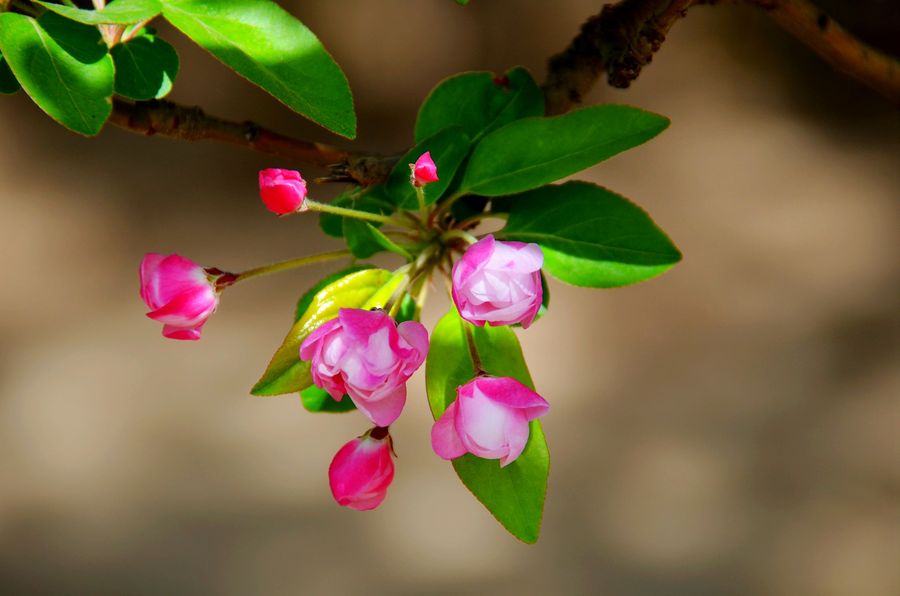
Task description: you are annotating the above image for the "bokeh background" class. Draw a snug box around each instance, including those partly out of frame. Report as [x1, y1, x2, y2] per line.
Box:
[1, 1, 898, 594]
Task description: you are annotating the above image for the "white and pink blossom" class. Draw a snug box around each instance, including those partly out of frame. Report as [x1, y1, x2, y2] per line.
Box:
[300, 308, 429, 426]
[451, 235, 544, 328]
[432, 376, 549, 467]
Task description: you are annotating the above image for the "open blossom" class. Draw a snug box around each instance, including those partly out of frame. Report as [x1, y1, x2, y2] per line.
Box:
[329, 428, 395, 511]
[139, 253, 219, 341]
[431, 376, 549, 467]
[410, 151, 438, 187]
[451, 234, 544, 328]
[258, 168, 308, 214]
[300, 308, 429, 426]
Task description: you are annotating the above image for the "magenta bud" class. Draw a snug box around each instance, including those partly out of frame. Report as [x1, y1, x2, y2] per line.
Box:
[409, 151, 439, 187]
[258, 168, 308, 215]
[329, 430, 395, 511]
[139, 253, 219, 341]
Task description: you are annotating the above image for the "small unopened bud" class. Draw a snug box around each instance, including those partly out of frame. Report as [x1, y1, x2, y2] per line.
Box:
[329, 430, 395, 511]
[409, 151, 439, 187]
[258, 168, 308, 214]
[139, 253, 219, 341]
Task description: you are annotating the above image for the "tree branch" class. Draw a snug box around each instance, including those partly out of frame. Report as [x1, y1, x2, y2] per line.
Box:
[108, 98, 395, 186]
[543, 0, 900, 114]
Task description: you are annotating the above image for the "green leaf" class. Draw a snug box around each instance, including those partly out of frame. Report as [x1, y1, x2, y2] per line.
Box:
[36, 0, 162, 25]
[251, 268, 405, 396]
[319, 187, 394, 239]
[161, 0, 356, 138]
[395, 294, 417, 323]
[0, 12, 114, 135]
[385, 127, 470, 208]
[111, 28, 179, 100]
[294, 265, 372, 322]
[449, 195, 488, 224]
[344, 219, 411, 260]
[415, 67, 543, 144]
[300, 385, 357, 413]
[460, 104, 669, 196]
[0, 53, 21, 94]
[499, 181, 681, 287]
[425, 308, 549, 543]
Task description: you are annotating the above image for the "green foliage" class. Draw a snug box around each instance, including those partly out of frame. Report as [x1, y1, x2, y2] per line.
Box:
[319, 188, 394, 239]
[294, 265, 372, 322]
[0, 53, 20, 94]
[426, 308, 549, 543]
[415, 67, 544, 144]
[111, 28, 179, 100]
[36, 0, 163, 25]
[252, 269, 404, 396]
[460, 104, 669, 196]
[161, 0, 356, 138]
[0, 12, 114, 135]
[344, 219, 411, 260]
[499, 182, 681, 287]
[385, 127, 471, 208]
[300, 385, 357, 413]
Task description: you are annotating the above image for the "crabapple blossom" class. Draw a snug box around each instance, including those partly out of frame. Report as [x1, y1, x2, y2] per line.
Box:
[432, 376, 549, 467]
[300, 308, 429, 426]
[451, 234, 544, 328]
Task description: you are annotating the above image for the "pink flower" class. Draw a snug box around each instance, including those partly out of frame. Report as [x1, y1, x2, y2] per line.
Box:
[431, 376, 549, 467]
[451, 235, 544, 328]
[139, 253, 219, 341]
[329, 428, 395, 511]
[299, 308, 429, 426]
[258, 168, 308, 214]
[410, 151, 439, 187]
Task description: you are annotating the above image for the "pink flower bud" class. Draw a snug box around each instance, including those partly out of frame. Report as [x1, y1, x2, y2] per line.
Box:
[451, 235, 544, 328]
[258, 168, 308, 214]
[300, 308, 429, 426]
[432, 376, 549, 467]
[329, 428, 395, 511]
[410, 151, 439, 187]
[139, 253, 219, 341]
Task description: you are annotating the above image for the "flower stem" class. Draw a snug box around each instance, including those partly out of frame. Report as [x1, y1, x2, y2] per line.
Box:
[414, 186, 429, 221]
[440, 229, 478, 246]
[455, 211, 508, 230]
[305, 200, 416, 230]
[233, 249, 351, 284]
[462, 323, 486, 375]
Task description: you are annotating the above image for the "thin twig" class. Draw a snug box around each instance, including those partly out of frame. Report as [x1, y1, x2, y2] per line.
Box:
[543, 0, 900, 113]
[108, 99, 396, 185]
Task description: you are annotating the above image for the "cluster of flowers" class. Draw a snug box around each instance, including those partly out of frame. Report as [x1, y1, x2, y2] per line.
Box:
[138, 153, 550, 510]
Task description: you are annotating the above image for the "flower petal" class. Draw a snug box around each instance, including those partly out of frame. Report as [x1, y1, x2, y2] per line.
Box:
[431, 401, 467, 460]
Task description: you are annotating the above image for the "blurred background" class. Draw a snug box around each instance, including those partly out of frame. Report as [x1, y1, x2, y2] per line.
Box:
[1, 1, 898, 594]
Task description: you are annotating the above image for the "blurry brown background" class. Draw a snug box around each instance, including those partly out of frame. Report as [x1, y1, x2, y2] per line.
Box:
[1, 1, 899, 594]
